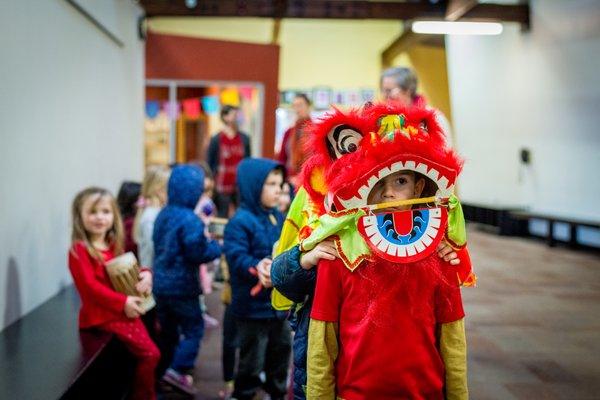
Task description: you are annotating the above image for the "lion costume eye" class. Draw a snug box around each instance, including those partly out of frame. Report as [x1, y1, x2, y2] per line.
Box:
[327, 125, 362, 159]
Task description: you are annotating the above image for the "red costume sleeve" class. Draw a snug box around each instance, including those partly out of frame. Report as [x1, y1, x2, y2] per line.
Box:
[310, 259, 343, 322]
[435, 261, 465, 324]
[68, 242, 127, 314]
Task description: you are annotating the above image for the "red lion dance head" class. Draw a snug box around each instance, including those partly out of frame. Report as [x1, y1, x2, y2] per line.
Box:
[298, 102, 474, 285]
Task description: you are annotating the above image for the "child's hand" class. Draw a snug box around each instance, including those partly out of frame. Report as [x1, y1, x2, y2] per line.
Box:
[300, 240, 338, 270]
[124, 296, 145, 318]
[136, 270, 153, 296]
[256, 258, 273, 288]
[437, 242, 460, 265]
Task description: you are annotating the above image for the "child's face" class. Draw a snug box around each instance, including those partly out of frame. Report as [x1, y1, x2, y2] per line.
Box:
[261, 171, 283, 209]
[81, 195, 114, 240]
[367, 170, 425, 210]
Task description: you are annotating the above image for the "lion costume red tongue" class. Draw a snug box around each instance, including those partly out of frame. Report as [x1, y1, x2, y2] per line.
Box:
[394, 211, 415, 236]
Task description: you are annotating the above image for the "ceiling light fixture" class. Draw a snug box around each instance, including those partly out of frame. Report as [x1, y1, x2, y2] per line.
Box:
[412, 21, 503, 35]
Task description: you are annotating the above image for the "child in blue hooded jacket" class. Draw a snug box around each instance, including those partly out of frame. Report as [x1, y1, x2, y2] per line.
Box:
[152, 164, 221, 394]
[224, 158, 292, 400]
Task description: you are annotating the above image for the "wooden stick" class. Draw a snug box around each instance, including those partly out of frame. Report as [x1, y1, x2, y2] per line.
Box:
[369, 196, 439, 211]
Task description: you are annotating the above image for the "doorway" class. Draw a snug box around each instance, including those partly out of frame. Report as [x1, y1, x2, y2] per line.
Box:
[144, 81, 264, 167]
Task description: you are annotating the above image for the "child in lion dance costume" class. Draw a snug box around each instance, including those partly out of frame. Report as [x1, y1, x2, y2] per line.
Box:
[272, 102, 474, 400]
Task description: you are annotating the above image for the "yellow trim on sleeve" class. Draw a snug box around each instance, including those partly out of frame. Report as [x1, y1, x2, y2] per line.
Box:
[307, 319, 338, 400]
[440, 318, 469, 400]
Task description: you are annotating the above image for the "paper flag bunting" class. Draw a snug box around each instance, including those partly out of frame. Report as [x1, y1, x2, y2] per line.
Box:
[182, 98, 201, 118]
[145, 101, 160, 118]
[164, 101, 180, 120]
[239, 86, 254, 101]
[220, 88, 240, 106]
[206, 86, 220, 96]
[202, 96, 219, 115]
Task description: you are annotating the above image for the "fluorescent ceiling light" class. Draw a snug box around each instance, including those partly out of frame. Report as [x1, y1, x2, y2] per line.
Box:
[412, 21, 503, 35]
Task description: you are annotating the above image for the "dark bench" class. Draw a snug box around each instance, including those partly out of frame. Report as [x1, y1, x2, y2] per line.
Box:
[509, 210, 600, 248]
[461, 202, 527, 235]
[0, 285, 134, 400]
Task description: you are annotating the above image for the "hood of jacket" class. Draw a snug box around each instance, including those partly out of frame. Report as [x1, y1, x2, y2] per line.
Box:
[236, 158, 283, 215]
[167, 164, 204, 209]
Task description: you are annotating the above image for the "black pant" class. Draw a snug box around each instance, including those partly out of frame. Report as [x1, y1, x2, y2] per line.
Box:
[214, 192, 237, 218]
[155, 296, 204, 376]
[222, 304, 239, 382]
[233, 318, 292, 400]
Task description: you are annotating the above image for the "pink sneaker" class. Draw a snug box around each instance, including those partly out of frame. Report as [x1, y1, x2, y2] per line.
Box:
[218, 380, 234, 399]
[162, 368, 197, 395]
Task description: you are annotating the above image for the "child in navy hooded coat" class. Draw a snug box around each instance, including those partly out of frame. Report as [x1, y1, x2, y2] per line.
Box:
[224, 158, 292, 400]
[153, 164, 221, 393]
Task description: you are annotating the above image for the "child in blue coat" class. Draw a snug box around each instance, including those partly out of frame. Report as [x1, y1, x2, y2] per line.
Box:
[224, 158, 291, 400]
[153, 164, 222, 394]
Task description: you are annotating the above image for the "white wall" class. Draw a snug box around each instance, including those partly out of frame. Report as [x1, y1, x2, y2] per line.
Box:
[0, 0, 144, 330]
[447, 0, 600, 220]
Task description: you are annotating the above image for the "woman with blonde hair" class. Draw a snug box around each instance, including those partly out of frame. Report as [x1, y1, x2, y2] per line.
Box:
[134, 165, 171, 269]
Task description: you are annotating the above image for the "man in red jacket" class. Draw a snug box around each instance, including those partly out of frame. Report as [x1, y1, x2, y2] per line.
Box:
[207, 105, 251, 217]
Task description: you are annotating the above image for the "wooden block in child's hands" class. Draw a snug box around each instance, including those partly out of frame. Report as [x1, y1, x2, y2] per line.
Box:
[208, 217, 228, 238]
[105, 252, 156, 312]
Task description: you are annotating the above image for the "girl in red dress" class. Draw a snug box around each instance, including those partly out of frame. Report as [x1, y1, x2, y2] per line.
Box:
[68, 187, 159, 400]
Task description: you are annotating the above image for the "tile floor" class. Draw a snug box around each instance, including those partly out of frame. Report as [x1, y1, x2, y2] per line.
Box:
[166, 227, 600, 399]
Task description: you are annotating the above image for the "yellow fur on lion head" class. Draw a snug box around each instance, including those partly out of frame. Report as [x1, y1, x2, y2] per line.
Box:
[309, 166, 327, 195]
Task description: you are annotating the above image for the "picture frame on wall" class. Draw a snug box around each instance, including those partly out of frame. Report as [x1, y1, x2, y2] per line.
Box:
[280, 90, 297, 105]
[344, 89, 361, 106]
[332, 90, 345, 105]
[361, 88, 376, 103]
[312, 87, 332, 110]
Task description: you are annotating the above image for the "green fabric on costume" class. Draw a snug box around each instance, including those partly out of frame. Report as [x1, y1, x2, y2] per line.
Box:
[271, 188, 311, 311]
[301, 210, 371, 270]
[446, 195, 467, 248]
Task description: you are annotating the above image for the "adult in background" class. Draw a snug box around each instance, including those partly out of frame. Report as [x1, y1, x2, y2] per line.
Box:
[207, 105, 251, 218]
[277, 93, 313, 186]
[380, 66, 453, 144]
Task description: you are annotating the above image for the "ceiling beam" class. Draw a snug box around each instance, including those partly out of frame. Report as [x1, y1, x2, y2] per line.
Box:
[462, 3, 530, 28]
[140, 1, 529, 27]
[140, 1, 445, 19]
[381, 28, 426, 68]
[271, 18, 281, 44]
[445, 0, 478, 21]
